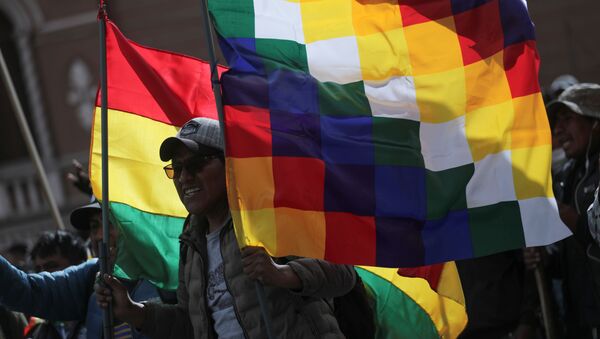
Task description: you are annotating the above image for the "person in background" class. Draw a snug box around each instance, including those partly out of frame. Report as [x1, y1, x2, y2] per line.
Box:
[545, 75, 579, 174]
[24, 230, 88, 339]
[30, 231, 87, 273]
[0, 242, 30, 339]
[545, 83, 600, 338]
[1, 242, 30, 271]
[0, 202, 173, 339]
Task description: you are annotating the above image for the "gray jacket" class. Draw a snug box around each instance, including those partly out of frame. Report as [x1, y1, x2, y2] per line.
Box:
[141, 214, 356, 338]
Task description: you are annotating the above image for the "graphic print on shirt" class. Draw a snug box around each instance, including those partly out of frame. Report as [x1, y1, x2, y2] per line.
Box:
[206, 262, 231, 308]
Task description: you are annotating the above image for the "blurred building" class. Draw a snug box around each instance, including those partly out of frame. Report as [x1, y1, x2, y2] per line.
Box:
[0, 0, 599, 249]
[0, 0, 213, 249]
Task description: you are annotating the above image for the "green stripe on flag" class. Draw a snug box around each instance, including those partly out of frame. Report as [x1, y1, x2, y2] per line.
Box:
[356, 267, 439, 339]
[256, 39, 308, 73]
[207, 0, 254, 38]
[373, 117, 423, 167]
[468, 201, 525, 257]
[318, 81, 372, 117]
[111, 202, 183, 290]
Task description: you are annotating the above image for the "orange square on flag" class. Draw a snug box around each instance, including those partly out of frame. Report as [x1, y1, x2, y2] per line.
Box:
[511, 94, 551, 149]
[228, 157, 274, 210]
[404, 17, 463, 75]
[275, 208, 326, 259]
[465, 52, 512, 112]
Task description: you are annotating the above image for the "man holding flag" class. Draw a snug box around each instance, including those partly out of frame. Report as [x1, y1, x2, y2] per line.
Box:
[96, 117, 357, 338]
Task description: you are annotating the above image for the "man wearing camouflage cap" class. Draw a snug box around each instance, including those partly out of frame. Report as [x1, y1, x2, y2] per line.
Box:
[548, 83, 600, 338]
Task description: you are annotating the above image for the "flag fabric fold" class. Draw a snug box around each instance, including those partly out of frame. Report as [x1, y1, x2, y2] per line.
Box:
[208, 0, 571, 268]
[357, 262, 467, 339]
[90, 19, 224, 289]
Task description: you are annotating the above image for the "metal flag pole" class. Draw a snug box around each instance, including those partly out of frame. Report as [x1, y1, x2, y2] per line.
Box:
[197, 1, 275, 338]
[0, 48, 66, 231]
[98, 1, 115, 338]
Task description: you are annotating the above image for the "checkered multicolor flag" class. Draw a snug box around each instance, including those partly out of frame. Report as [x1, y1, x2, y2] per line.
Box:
[209, 0, 571, 267]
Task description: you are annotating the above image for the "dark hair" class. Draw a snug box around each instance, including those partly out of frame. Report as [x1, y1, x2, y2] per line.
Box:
[6, 242, 28, 256]
[30, 230, 87, 265]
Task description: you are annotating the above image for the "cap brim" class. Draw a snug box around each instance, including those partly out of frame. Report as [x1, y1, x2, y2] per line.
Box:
[70, 202, 101, 230]
[159, 137, 199, 161]
[546, 100, 583, 116]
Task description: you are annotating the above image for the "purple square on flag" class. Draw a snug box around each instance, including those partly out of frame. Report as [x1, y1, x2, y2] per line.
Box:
[422, 210, 473, 264]
[451, 0, 494, 14]
[271, 110, 321, 158]
[375, 217, 425, 267]
[324, 163, 375, 216]
[321, 116, 374, 165]
[268, 69, 319, 115]
[375, 166, 426, 220]
[221, 72, 269, 109]
[219, 38, 265, 74]
[498, 0, 535, 46]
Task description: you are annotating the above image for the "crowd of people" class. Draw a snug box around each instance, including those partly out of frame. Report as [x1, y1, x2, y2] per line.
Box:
[0, 78, 599, 338]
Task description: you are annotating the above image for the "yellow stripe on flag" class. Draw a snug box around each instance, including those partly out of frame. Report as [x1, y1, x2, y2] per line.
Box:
[437, 262, 465, 306]
[90, 107, 187, 217]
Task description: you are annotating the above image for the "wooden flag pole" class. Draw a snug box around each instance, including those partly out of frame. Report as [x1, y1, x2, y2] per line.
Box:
[98, 1, 115, 338]
[0, 49, 66, 231]
[197, 0, 275, 338]
[534, 265, 557, 339]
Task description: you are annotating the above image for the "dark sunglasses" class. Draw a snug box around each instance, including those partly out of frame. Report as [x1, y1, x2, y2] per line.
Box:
[163, 154, 221, 179]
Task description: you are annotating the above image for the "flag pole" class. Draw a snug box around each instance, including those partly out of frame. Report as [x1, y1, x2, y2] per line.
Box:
[534, 265, 557, 339]
[0, 49, 66, 231]
[98, 1, 114, 338]
[197, 1, 275, 338]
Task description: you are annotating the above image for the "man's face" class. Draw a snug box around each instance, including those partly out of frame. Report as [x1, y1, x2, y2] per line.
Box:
[33, 253, 72, 273]
[171, 146, 227, 215]
[553, 108, 593, 159]
[88, 211, 118, 262]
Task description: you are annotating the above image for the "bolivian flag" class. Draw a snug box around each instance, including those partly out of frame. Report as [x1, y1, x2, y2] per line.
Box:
[90, 18, 224, 289]
[358, 263, 467, 338]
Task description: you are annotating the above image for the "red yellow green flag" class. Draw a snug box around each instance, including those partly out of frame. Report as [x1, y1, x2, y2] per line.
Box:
[90, 18, 223, 289]
[357, 262, 467, 338]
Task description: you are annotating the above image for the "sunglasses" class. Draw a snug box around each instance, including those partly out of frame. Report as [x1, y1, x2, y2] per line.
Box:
[163, 154, 221, 179]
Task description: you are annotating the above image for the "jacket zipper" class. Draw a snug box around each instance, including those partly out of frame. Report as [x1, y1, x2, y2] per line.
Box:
[219, 226, 250, 339]
[575, 152, 593, 214]
[182, 238, 214, 339]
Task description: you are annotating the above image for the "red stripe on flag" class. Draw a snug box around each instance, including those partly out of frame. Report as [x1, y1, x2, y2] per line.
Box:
[397, 263, 445, 291]
[97, 19, 226, 126]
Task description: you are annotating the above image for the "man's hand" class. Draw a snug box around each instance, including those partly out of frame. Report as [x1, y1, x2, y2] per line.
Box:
[241, 246, 302, 290]
[95, 274, 145, 328]
[523, 247, 543, 270]
[67, 159, 93, 196]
